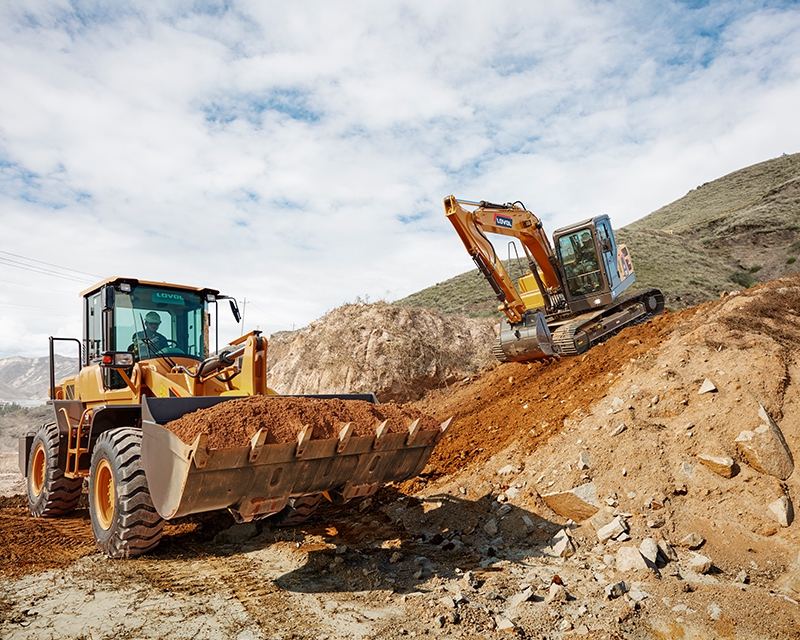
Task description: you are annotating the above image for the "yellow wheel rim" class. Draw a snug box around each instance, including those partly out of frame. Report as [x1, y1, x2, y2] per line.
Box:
[31, 443, 46, 497]
[94, 459, 116, 531]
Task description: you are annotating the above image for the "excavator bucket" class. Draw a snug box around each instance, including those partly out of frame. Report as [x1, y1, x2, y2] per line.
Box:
[140, 395, 452, 522]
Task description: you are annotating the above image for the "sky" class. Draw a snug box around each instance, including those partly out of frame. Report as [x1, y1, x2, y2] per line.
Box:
[1, 0, 800, 359]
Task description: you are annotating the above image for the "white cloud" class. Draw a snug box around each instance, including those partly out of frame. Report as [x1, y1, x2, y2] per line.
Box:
[1, 0, 799, 358]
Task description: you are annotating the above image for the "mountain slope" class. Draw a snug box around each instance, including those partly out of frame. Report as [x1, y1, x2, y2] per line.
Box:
[0, 355, 79, 403]
[397, 152, 800, 313]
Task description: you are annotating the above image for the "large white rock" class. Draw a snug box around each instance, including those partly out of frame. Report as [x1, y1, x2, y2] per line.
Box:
[597, 516, 629, 543]
[734, 405, 794, 480]
[688, 553, 713, 574]
[616, 545, 649, 572]
[639, 538, 659, 565]
[768, 495, 794, 527]
[542, 482, 602, 522]
[551, 529, 575, 558]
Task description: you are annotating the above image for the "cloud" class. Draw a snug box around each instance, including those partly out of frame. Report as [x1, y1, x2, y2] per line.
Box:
[0, 1, 799, 358]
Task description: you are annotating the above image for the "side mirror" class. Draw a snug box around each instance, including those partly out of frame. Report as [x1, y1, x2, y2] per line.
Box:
[229, 299, 241, 323]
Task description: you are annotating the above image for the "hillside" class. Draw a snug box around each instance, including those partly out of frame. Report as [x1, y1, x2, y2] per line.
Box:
[397, 152, 800, 313]
[0, 355, 79, 403]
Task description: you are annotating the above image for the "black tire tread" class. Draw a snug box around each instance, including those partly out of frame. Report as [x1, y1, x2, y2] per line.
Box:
[89, 427, 163, 558]
[27, 423, 82, 517]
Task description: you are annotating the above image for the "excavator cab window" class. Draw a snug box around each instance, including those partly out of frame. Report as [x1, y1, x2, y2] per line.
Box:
[558, 230, 604, 297]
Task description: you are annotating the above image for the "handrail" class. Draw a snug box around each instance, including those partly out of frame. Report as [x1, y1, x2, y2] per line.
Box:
[48, 337, 83, 400]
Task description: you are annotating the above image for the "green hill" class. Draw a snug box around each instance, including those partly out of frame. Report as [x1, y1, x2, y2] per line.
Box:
[397, 152, 800, 314]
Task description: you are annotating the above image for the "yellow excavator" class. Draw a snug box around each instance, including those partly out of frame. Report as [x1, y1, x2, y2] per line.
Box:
[445, 196, 664, 362]
[19, 277, 451, 558]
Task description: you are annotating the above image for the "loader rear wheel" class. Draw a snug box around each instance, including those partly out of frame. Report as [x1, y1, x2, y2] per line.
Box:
[268, 493, 323, 527]
[27, 423, 82, 517]
[88, 427, 164, 558]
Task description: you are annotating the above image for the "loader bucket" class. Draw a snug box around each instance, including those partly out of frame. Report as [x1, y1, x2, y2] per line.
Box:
[494, 310, 557, 362]
[140, 395, 452, 522]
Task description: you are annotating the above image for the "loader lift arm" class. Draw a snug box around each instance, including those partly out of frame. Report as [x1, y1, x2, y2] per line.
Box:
[444, 195, 563, 324]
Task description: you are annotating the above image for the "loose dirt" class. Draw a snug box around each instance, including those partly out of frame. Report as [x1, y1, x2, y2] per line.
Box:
[2, 275, 800, 639]
[165, 396, 441, 448]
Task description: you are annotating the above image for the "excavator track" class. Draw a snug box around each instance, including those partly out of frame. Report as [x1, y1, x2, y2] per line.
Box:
[551, 288, 664, 355]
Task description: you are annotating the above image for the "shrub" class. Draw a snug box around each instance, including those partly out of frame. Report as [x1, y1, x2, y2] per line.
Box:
[788, 257, 797, 264]
[729, 270, 755, 288]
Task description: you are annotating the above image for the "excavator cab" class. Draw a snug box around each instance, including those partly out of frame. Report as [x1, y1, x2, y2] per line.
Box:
[552, 216, 634, 313]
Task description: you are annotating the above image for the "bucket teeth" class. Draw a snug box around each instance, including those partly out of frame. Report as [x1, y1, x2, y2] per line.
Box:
[374, 420, 389, 449]
[406, 418, 421, 445]
[249, 428, 266, 463]
[337, 422, 354, 453]
[296, 424, 313, 457]
[437, 417, 454, 442]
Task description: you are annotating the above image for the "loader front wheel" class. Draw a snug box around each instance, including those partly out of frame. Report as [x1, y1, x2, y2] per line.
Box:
[27, 423, 82, 517]
[89, 428, 163, 558]
[268, 493, 323, 527]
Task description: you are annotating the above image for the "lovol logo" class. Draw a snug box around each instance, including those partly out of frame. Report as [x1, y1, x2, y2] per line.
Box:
[494, 214, 513, 229]
[153, 291, 185, 304]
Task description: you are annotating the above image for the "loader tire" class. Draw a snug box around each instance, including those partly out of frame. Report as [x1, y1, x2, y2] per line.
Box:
[89, 427, 163, 558]
[268, 493, 323, 527]
[27, 423, 83, 517]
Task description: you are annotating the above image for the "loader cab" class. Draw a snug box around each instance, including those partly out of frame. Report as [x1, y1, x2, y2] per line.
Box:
[81, 278, 216, 371]
[553, 216, 634, 313]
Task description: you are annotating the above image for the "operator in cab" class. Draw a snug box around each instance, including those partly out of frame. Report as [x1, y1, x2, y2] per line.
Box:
[131, 311, 168, 358]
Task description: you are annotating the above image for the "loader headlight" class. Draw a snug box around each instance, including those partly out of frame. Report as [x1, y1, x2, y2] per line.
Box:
[594, 298, 602, 306]
[101, 351, 135, 368]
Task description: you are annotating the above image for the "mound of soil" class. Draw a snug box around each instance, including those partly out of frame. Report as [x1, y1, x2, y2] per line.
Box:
[165, 396, 441, 449]
[267, 302, 497, 403]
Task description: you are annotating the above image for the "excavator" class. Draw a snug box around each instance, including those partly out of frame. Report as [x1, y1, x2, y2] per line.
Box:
[444, 196, 664, 362]
[18, 277, 451, 558]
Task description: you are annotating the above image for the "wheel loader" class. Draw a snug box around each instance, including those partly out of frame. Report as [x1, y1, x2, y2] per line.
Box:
[19, 277, 452, 558]
[445, 196, 664, 362]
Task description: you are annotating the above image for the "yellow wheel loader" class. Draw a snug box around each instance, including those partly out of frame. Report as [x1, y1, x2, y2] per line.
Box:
[19, 277, 451, 558]
[445, 196, 664, 362]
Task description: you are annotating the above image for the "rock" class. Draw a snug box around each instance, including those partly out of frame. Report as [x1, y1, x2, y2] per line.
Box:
[551, 529, 576, 558]
[680, 532, 705, 549]
[639, 538, 659, 565]
[616, 545, 649, 572]
[629, 584, 650, 602]
[605, 581, 628, 599]
[768, 495, 794, 527]
[546, 583, 568, 603]
[597, 516, 629, 543]
[736, 570, 748, 584]
[505, 587, 534, 610]
[708, 603, 721, 620]
[439, 596, 456, 609]
[696, 453, 738, 478]
[574, 624, 590, 635]
[390, 551, 402, 564]
[647, 515, 666, 528]
[462, 571, 479, 590]
[699, 378, 717, 394]
[484, 518, 499, 536]
[336, 544, 349, 555]
[680, 461, 694, 477]
[610, 397, 625, 413]
[505, 487, 519, 500]
[498, 465, 517, 476]
[657, 540, 678, 563]
[577, 450, 591, 470]
[735, 405, 794, 479]
[541, 482, 602, 522]
[494, 615, 516, 631]
[589, 508, 616, 532]
[688, 553, 713, 574]
[214, 521, 258, 544]
[610, 423, 627, 436]
[559, 619, 572, 632]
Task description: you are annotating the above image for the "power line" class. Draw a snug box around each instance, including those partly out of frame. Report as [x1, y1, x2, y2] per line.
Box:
[0, 250, 100, 278]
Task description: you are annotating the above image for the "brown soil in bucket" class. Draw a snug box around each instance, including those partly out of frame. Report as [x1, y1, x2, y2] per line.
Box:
[165, 396, 441, 449]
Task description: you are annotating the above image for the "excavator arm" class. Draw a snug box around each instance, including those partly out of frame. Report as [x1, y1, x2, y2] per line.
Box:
[444, 195, 562, 324]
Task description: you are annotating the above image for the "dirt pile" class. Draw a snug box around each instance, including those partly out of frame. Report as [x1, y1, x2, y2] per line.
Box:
[267, 301, 497, 403]
[401, 272, 800, 638]
[165, 396, 441, 449]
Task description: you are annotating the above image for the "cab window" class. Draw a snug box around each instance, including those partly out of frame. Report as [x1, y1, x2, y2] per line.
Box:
[558, 230, 603, 296]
